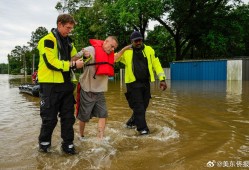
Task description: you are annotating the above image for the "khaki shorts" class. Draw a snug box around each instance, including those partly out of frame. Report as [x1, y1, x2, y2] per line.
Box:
[77, 89, 107, 122]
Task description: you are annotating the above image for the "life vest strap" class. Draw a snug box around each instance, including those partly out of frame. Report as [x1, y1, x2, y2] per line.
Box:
[85, 62, 114, 79]
[86, 62, 114, 67]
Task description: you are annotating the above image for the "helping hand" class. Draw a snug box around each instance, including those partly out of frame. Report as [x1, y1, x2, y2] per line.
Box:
[160, 81, 167, 91]
[77, 48, 90, 58]
[82, 49, 90, 58]
[76, 59, 84, 69]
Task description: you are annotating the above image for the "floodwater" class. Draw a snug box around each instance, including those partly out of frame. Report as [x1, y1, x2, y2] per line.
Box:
[0, 74, 248, 170]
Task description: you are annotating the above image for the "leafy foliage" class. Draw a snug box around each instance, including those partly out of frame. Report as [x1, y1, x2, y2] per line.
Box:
[4, 0, 249, 75]
[0, 63, 8, 74]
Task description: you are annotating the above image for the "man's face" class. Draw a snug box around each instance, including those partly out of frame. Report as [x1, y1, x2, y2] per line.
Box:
[103, 39, 118, 54]
[57, 22, 74, 37]
[132, 39, 143, 49]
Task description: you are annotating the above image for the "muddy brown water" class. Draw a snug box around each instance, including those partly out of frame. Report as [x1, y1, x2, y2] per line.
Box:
[0, 74, 248, 170]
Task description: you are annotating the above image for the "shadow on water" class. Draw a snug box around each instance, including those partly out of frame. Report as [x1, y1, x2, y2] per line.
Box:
[0, 75, 248, 170]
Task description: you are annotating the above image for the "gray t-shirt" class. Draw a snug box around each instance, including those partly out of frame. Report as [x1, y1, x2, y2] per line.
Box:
[79, 46, 109, 92]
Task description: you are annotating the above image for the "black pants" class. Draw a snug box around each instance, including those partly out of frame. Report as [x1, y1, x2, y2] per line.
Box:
[38, 83, 75, 146]
[126, 82, 151, 131]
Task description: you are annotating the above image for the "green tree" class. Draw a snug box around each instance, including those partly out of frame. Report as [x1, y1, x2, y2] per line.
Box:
[28, 27, 48, 50]
[54, 0, 248, 65]
[28, 26, 48, 71]
[146, 26, 175, 67]
[8, 45, 32, 75]
[8, 47, 22, 74]
[111, 0, 149, 36]
[111, 0, 246, 61]
[193, 3, 249, 58]
[230, 4, 249, 56]
[0, 63, 8, 74]
[151, 0, 235, 60]
[55, 0, 93, 13]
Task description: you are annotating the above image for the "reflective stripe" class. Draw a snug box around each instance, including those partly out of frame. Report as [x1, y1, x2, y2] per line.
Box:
[118, 44, 165, 83]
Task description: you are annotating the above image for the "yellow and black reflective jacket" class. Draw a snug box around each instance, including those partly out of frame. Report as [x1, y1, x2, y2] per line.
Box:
[37, 29, 77, 83]
[116, 44, 166, 83]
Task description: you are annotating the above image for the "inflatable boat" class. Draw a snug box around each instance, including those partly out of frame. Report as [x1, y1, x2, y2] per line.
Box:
[19, 84, 40, 97]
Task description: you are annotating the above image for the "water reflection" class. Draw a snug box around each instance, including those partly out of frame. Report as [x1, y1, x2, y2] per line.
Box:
[171, 80, 227, 93]
[0, 75, 248, 170]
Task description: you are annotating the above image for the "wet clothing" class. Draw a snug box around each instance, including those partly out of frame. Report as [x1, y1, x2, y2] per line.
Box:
[77, 44, 109, 122]
[125, 81, 151, 131]
[79, 46, 109, 92]
[116, 44, 165, 132]
[77, 89, 107, 122]
[39, 83, 75, 146]
[37, 28, 77, 147]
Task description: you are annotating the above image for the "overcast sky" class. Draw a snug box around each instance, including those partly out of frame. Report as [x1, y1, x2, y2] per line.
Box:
[0, 0, 248, 64]
[0, 0, 58, 63]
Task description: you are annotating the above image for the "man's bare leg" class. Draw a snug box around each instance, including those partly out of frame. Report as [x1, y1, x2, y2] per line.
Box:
[79, 120, 86, 137]
[97, 118, 106, 140]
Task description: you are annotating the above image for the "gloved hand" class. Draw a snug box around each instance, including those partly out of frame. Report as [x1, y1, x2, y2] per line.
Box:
[159, 80, 167, 91]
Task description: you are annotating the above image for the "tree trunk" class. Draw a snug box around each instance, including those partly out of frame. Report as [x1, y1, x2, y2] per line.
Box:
[175, 32, 183, 61]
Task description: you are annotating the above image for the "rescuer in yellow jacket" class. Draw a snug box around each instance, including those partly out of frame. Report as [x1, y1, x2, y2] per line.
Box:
[37, 14, 83, 154]
[37, 30, 76, 83]
[115, 31, 167, 135]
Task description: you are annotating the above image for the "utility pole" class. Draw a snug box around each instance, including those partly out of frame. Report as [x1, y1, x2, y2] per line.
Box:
[32, 54, 35, 73]
[23, 54, 27, 77]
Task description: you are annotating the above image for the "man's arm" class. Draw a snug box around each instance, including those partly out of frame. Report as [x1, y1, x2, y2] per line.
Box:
[71, 48, 84, 61]
[71, 48, 92, 69]
[114, 45, 132, 62]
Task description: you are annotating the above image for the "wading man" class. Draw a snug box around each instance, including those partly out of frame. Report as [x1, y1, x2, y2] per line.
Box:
[37, 14, 83, 154]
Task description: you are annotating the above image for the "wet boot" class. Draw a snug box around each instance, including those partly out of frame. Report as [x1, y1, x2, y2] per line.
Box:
[39, 142, 51, 153]
[126, 114, 136, 129]
[61, 144, 76, 155]
[139, 129, 150, 135]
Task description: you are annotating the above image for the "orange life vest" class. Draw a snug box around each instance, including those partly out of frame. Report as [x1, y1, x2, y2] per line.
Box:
[88, 39, 114, 77]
